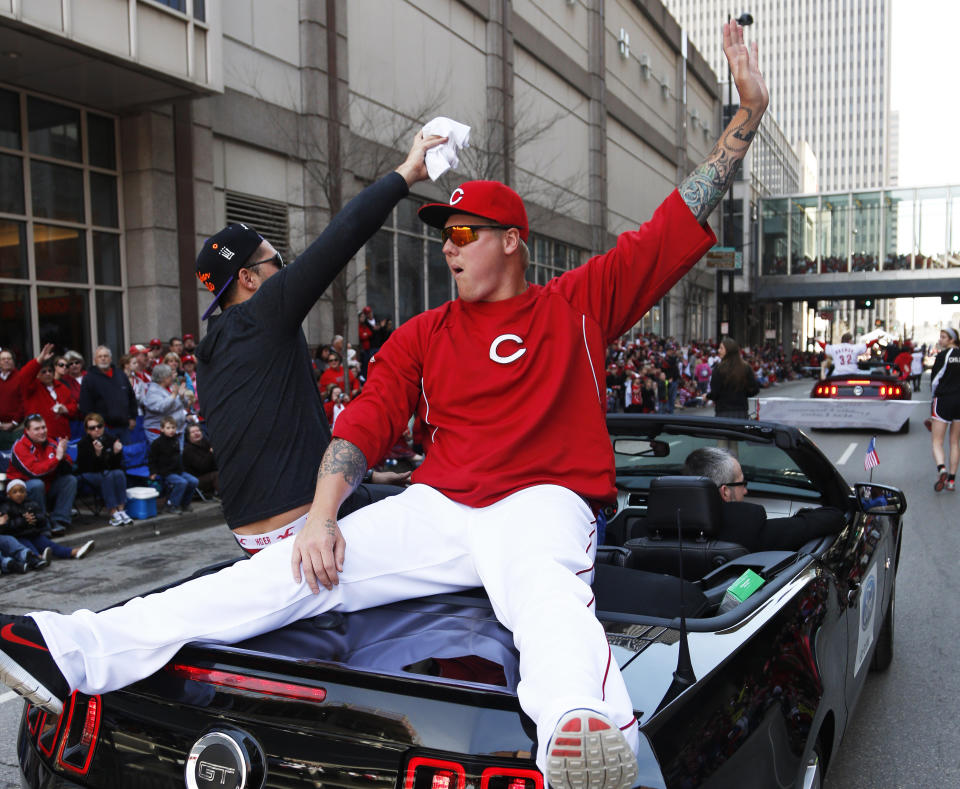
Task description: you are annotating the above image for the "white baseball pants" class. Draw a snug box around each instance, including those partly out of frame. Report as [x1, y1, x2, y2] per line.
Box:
[32, 483, 639, 773]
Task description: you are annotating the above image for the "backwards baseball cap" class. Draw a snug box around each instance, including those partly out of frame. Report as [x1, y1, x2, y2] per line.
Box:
[418, 181, 529, 241]
[196, 223, 264, 320]
[129, 344, 148, 354]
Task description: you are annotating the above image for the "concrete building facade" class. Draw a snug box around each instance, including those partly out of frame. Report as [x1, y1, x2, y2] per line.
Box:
[0, 0, 727, 364]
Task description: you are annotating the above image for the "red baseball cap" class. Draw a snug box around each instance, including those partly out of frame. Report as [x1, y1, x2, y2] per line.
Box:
[149, 338, 162, 347]
[181, 354, 196, 364]
[129, 344, 148, 354]
[183, 333, 195, 341]
[418, 181, 528, 241]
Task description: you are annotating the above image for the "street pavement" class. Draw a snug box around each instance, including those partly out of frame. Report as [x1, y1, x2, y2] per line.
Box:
[0, 376, 957, 787]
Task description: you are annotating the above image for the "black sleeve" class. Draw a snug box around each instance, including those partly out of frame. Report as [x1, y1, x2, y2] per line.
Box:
[762, 507, 845, 551]
[76, 437, 98, 473]
[147, 441, 161, 475]
[251, 172, 409, 332]
[931, 349, 946, 382]
[125, 377, 138, 421]
[78, 377, 94, 417]
[745, 373, 760, 397]
[104, 432, 125, 469]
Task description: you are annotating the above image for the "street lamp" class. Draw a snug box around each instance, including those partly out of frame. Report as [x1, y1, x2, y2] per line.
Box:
[721, 12, 754, 342]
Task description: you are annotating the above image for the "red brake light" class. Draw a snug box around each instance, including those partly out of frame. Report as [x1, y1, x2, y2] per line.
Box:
[830, 386, 837, 394]
[481, 767, 544, 789]
[167, 663, 327, 702]
[894, 387, 901, 396]
[880, 386, 886, 396]
[405, 757, 466, 789]
[56, 693, 101, 776]
[37, 709, 64, 758]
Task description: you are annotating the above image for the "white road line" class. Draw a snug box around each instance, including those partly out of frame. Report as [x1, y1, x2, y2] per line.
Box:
[837, 442, 858, 466]
[0, 690, 19, 706]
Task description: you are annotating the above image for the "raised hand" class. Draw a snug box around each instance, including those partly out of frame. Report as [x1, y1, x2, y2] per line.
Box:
[723, 20, 768, 111]
[395, 130, 448, 186]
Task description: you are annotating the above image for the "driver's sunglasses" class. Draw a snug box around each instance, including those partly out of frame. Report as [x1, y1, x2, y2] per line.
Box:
[725, 479, 748, 488]
[243, 252, 284, 270]
[440, 224, 512, 247]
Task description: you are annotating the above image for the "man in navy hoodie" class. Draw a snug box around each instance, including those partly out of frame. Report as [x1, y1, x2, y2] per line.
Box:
[78, 345, 138, 443]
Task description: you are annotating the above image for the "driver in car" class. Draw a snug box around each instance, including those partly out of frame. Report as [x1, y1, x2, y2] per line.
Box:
[0, 22, 767, 789]
[684, 447, 845, 551]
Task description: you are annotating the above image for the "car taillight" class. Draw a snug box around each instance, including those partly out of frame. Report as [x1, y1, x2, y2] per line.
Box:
[830, 385, 837, 394]
[36, 708, 64, 758]
[404, 757, 467, 789]
[26, 703, 43, 736]
[894, 386, 901, 396]
[880, 386, 886, 396]
[480, 767, 544, 789]
[167, 663, 327, 702]
[56, 693, 101, 776]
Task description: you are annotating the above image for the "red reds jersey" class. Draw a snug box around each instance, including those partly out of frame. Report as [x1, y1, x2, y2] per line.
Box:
[335, 190, 714, 507]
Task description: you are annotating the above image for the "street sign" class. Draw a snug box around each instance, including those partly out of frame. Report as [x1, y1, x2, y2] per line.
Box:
[720, 321, 729, 334]
[705, 246, 737, 270]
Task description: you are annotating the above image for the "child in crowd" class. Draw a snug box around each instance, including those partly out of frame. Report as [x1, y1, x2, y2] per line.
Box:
[1, 480, 93, 561]
[148, 416, 198, 515]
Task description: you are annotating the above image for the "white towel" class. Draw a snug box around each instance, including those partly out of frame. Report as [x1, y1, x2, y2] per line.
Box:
[421, 117, 471, 181]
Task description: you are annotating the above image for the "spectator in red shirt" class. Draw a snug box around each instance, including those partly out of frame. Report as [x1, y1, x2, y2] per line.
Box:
[318, 351, 359, 398]
[21, 360, 78, 442]
[60, 352, 85, 403]
[7, 414, 77, 535]
[0, 348, 28, 450]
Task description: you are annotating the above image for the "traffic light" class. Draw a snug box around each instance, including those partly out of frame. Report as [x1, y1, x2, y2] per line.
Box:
[941, 294, 960, 305]
[855, 298, 874, 310]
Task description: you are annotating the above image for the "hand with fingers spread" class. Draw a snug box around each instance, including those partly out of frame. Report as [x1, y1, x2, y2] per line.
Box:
[35, 343, 56, 365]
[723, 20, 768, 112]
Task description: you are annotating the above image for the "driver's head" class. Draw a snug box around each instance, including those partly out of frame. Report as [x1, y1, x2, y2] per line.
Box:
[684, 447, 748, 502]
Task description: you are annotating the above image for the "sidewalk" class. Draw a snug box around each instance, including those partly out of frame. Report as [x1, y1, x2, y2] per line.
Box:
[58, 498, 229, 552]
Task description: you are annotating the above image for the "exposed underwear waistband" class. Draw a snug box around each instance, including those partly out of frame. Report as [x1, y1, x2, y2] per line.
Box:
[232, 513, 308, 554]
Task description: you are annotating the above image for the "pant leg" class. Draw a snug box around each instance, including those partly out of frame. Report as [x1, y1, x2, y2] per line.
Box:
[179, 472, 198, 506]
[468, 485, 639, 776]
[99, 470, 127, 510]
[0, 534, 31, 563]
[47, 474, 77, 528]
[29, 533, 73, 560]
[165, 473, 187, 506]
[31, 484, 483, 696]
[24, 479, 47, 514]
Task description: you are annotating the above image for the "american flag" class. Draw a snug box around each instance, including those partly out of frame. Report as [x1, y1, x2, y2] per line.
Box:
[864, 436, 880, 471]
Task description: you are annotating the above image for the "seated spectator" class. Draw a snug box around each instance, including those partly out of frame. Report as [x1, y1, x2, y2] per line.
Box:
[78, 345, 138, 443]
[75, 412, 133, 527]
[1, 480, 93, 560]
[21, 359, 78, 442]
[0, 510, 48, 574]
[7, 414, 77, 535]
[148, 416, 198, 515]
[182, 424, 218, 497]
[683, 447, 843, 552]
[318, 351, 359, 398]
[322, 384, 348, 427]
[141, 364, 192, 444]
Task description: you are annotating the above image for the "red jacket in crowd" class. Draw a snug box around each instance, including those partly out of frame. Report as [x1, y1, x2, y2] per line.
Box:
[319, 365, 358, 397]
[19, 362, 79, 441]
[0, 363, 29, 424]
[7, 433, 73, 490]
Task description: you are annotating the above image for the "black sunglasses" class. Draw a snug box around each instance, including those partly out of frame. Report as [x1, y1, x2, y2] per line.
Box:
[86, 424, 104, 431]
[55, 361, 68, 367]
[243, 252, 284, 270]
[724, 479, 748, 488]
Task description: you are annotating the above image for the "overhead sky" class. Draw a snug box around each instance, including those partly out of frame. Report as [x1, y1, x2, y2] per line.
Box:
[891, 0, 960, 187]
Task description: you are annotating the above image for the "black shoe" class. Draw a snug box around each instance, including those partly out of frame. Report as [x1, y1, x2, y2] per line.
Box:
[0, 614, 70, 715]
[50, 524, 66, 536]
[26, 554, 49, 571]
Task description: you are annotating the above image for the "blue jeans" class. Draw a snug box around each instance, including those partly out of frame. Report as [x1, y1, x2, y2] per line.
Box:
[80, 469, 128, 510]
[17, 534, 72, 560]
[24, 474, 78, 529]
[161, 472, 198, 508]
[0, 534, 33, 571]
[664, 380, 679, 414]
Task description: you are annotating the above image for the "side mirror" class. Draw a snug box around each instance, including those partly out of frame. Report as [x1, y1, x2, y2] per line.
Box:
[854, 483, 907, 516]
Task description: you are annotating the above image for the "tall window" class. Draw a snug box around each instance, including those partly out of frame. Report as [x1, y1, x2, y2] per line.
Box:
[529, 234, 583, 284]
[0, 86, 122, 363]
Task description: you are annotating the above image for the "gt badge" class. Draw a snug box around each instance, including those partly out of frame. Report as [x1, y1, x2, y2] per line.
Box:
[853, 385, 863, 396]
[489, 334, 527, 365]
[185, 729, 265, 789]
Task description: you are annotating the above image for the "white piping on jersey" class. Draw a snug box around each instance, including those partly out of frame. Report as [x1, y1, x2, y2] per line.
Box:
[421, 378, 438, 443]
[582, 315, 601, 405]
[930, 347, 956, 395]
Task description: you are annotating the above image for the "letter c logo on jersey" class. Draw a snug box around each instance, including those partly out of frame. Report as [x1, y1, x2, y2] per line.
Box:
[489, 334, 527, 365]
[450, 188, 465, 205]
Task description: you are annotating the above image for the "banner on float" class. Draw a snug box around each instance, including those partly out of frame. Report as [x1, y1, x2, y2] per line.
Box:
[751, 397, 927, 431]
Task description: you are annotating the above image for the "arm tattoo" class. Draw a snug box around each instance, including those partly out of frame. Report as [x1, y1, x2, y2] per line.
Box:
[318, 438, 367, 492]
[679, 106, 760, 224]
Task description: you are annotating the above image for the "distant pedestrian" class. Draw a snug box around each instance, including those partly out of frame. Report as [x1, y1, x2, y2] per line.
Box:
[708, 337, 760, 419]
[929, 327, 960, 492]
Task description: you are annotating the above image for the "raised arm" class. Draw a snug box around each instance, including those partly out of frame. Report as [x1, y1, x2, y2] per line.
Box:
[679, 21, 769, 224]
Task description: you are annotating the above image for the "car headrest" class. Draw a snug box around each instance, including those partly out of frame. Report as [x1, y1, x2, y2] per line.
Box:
[646, 476, 723, 538]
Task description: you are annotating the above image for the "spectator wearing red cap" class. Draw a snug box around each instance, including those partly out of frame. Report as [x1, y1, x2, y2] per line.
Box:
[146, 339, 164, 372]
[182, 333, 197, 353]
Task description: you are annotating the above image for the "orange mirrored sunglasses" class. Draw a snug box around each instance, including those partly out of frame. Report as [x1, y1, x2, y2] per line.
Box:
[440, 224, 512, 247]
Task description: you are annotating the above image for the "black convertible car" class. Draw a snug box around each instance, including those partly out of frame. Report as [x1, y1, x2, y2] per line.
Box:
[17, 415, 905, 789]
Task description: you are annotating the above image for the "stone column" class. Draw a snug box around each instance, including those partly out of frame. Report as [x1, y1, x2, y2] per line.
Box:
[586, 0, 607, 252]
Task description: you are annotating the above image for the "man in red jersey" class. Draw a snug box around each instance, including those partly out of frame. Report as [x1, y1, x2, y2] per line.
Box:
[0, 22, 767, 789]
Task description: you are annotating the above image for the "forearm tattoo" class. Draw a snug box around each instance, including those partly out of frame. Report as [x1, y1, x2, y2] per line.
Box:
[318, 438, 367, 492]
[679, 106, 760, 224]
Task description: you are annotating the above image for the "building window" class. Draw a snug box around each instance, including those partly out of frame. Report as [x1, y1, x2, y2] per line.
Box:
[529, 234, 583, 285]
[0, 85, 122, 363]
[225, 191, 289, 261]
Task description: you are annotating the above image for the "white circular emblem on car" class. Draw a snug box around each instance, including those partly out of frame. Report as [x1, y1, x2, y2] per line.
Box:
[450, 187, 464, 205]
[853, 385, 863, 396]
[489, 334, 527, 364]
[186, 732, 247, 789]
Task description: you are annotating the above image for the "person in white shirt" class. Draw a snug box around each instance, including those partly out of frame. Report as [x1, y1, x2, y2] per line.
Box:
[818, 333, 877, 377]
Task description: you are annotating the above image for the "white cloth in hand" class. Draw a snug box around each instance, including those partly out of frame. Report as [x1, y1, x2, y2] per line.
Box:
[421, 117, 471, 181]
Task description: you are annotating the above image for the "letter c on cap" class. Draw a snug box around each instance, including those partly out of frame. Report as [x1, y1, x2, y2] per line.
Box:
[450, 188, 465, 205]
[489, 334, 526, 365]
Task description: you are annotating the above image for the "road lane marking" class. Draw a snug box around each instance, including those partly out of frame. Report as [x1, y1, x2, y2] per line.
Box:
[0, 691, 19, 706]
[837, 442, 858, 465]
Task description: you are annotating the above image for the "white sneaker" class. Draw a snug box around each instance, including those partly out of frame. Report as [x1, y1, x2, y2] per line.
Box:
[41, 547, 53, 564]
[546, 710, 638, 789]
[119, 510, 134, 524]
[108, 512, 125, 527]
[74, 540, 94, 559]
